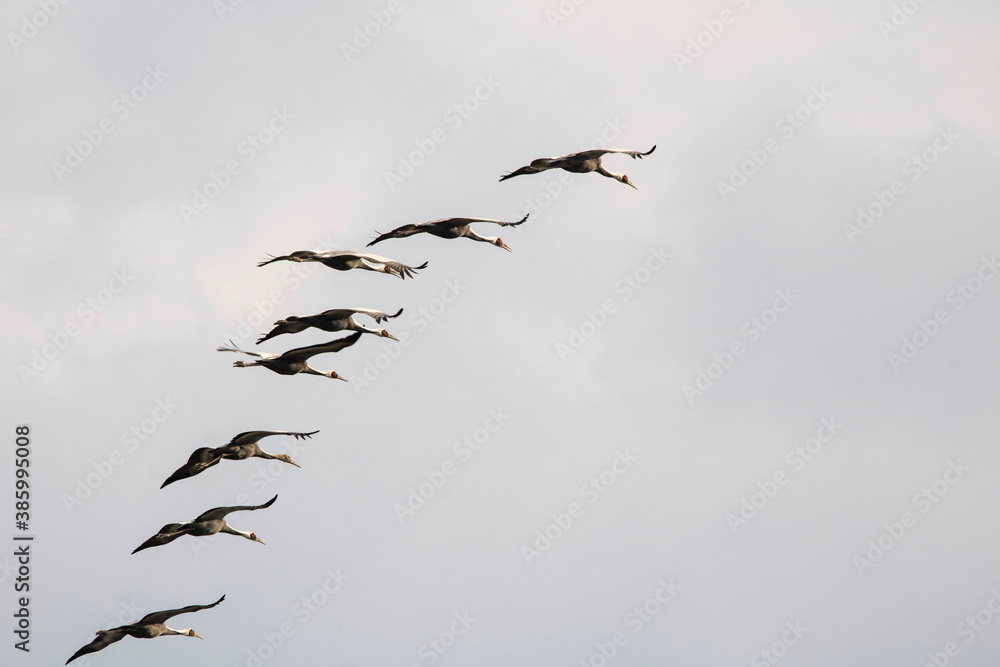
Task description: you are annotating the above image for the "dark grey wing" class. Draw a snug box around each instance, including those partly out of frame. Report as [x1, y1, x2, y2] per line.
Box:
[347, 308, 403, 322]
[587, 146, 656, 159]
[161, 448, 224, 488]
[137, 595, 226, 626]
[65, 628, 128, 664]
[367, 223, 430, 247]
[227, 430, 319, 447]
[132, 524, 188, 554]
[193, 495, 278, 523]
[499, 159, 557, 181]
[278, 332, 363, 363]
[460, 214, 528, 227]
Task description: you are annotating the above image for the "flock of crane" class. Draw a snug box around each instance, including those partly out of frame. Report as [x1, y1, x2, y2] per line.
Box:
[66, 145, 655, 663]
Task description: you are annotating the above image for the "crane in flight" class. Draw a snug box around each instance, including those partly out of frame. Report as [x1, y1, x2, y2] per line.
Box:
[500, 146, 656, 189]
[257, 249, 427, 279]
[160, 430, 318, 488]
[217, 332, 361, 379]
[132, 495, 278, 554]
[367, 214, 528, 252]
[257, 308, 402, 345]
[65, 594, 226, 664]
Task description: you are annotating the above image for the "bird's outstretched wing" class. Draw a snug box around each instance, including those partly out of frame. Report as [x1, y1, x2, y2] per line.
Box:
[256, 318, 311, 344]
[226, 430, 319, 447]
[161, 448, 225, 488]
[278, 332, 363, 363]
[257, 251, 317, 267]
[193, 495, 278, 523]
[132, 523, 189, 554]
[344, 307, 403, 322]
[460, 214, 529, 227]
[499, 161, 558, 181]
[357, 253, 428, 279]
[66, 628, 129, 664]
[570, 146, 657, 161]
[367, 224, 429, 247]
[137, 595, 227, 626]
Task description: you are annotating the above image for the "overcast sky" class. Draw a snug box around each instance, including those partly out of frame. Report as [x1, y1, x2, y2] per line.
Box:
[3, 1, 1000, 665]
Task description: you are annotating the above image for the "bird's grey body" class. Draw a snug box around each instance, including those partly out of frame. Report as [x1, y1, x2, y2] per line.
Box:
[367, 214, 528, 251]
[500, 146, 656, 188]
[132, 495, 278, 553]
[161, 430, 316, 488]
[217, 331, 361, 379]
[257, 250, 427, 279]
[257, 308, 402, 344]
[65, 595, 226, 664]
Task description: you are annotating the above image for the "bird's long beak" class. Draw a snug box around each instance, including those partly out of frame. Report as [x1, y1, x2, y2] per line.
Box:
[500, 241, 513, 252]
[193, 633, 204, 640]
[626, 180, 638, 190]
[335, 375, 348, 382]
[288, 459, 302, 468]
[385, 332, 400, 342]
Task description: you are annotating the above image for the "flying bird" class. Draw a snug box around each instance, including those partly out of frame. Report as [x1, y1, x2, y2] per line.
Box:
[257, 250, 427, 279]
[161, 430, 318, 488]
[65, 594, 225, 664]
[217, 332, 361, 379]
[367, 214, 528, 252]
[500, 146, 656, 189]
[257, 308, 402, 345]
[132, 495, 278, 554]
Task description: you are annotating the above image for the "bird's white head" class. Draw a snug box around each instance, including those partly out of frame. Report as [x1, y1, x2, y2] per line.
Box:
[277, 454, 301, 468]
[248, 532, 266, 545]
[183, 629, 203, 639]
[492, 238, 513, 252]
[380, 329, 400, 342]
[323, 370, 349, 382]
[618, 174, 638, 190]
